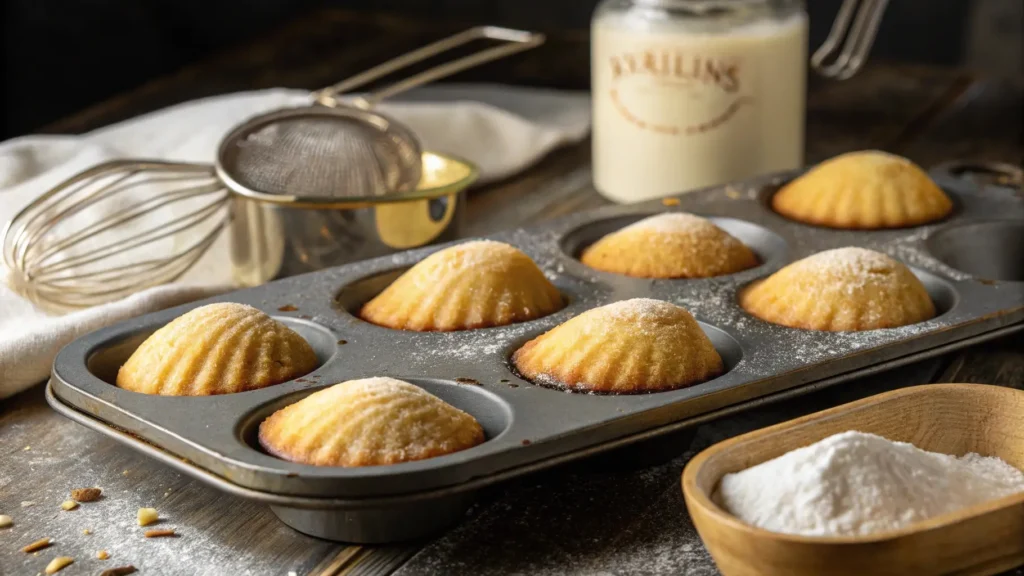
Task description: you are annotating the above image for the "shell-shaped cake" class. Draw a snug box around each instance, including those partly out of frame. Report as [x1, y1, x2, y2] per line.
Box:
[772, 150, 953, 229]
[259, 377, 485, 467]
[512, 298, 724, 394]
[359, 240, 564, 331]
[739, 247, 936, 331]
[580, 213, 759, 278]
[116, 303, 318, 396]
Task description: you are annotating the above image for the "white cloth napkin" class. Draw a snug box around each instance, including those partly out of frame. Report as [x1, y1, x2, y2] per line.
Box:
[0, 85, 591, 399]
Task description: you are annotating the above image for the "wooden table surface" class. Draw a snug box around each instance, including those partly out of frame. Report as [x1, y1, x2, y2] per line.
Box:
[2, 8, 1023, 576]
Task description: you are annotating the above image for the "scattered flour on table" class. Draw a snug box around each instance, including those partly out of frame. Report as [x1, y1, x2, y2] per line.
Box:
[715, 431, 1024, 537]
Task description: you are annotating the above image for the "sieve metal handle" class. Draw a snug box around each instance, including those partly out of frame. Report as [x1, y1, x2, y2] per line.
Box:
[312, 26, 545, 108]
[812, 0, 889, 80]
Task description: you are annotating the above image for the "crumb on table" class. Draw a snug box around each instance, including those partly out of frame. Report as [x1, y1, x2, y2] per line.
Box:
[137, 507, 159, 526]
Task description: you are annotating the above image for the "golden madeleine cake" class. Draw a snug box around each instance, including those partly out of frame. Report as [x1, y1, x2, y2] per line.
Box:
[117, 302, 318, 396]
[512, 298, 723, 394]
[259, 377, 485, 467]
[359, 240, 563, 331]
[740, 247, 936, 331]
[580, 213, 759, 278]
[772, 150, 953, 229]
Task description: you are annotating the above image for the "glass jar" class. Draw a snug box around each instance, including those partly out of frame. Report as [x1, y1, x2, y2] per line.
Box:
[591, 0, 808, 203]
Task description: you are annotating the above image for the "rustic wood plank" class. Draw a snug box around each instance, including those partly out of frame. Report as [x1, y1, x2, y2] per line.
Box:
[803, 65, 972, 163]
[898, 76, 1024, 167]
[937, 333, 1024, 387]
[0, 386, 342, 576]
[465, 138, 604, 234]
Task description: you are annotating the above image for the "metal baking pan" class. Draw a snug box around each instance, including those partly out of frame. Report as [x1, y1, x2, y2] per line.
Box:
[48, 163, 1024, 543]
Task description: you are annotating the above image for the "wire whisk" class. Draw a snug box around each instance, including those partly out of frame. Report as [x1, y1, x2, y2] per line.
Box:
[812, 0, 889, 80]
[2, 161, 229, 312]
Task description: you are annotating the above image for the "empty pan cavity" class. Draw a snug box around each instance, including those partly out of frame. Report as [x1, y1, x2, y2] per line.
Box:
[912, 267, 959, 317]
[335, 266, 411, 316]
[926, 220, 1024, 282]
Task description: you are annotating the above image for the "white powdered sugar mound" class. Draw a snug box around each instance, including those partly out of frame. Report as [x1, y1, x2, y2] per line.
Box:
[715, 431, 1024, 537]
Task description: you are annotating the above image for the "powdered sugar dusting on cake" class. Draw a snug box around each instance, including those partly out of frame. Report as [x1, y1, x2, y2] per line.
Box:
[742, 246, 935, 329]
[794, 247, 898, 279]
[582, 212, 757, 278]
[620, 213, 746, 250]
[781, 246, 918, 300]
[602, 298, 689, 323]
[622, 213, 722, 236]
[436, 239, 527, 273]
[347, 376, 423, 396]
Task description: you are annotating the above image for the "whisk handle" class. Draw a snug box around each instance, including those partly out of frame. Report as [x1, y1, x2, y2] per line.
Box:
[811, 0, 889, 80]
[312, 26, 545, 108]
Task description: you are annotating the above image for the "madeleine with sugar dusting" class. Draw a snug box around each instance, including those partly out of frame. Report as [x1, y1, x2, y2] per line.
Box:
[359, 240, 563, 331]
[259, 377, 484, 467]
[117, 303, 318, 396]
[581, 213, 758, 278]
[772, 151, 953, 229]
[513, 298, 723, 394]
[740, 247, 935, 331]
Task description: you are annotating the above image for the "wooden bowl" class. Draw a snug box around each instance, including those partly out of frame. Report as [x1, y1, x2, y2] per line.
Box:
[682, 383, 1024, 576]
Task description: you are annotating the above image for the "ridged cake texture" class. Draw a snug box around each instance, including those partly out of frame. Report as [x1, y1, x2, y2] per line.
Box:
[512, 298, 723, 394]
[359, 240, 563, 331]
[581, 213, 759, 278]
[740, 247, 936, 331]
[116, 302, 318, 396]
[259, 377, 485, 467]
[772, 150, 953, 229]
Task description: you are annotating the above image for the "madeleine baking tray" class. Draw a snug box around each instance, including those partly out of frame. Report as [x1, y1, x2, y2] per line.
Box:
[48, 163, 1024, 543]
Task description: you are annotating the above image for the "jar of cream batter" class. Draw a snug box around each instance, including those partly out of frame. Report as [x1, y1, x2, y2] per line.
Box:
[591, 0, 808, 203]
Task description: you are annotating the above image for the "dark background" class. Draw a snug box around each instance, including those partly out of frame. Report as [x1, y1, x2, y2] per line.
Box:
[1, 0, 1021, 139]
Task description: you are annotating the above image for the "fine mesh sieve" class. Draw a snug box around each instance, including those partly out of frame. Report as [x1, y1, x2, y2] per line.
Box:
[217, 106, 423, 200]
